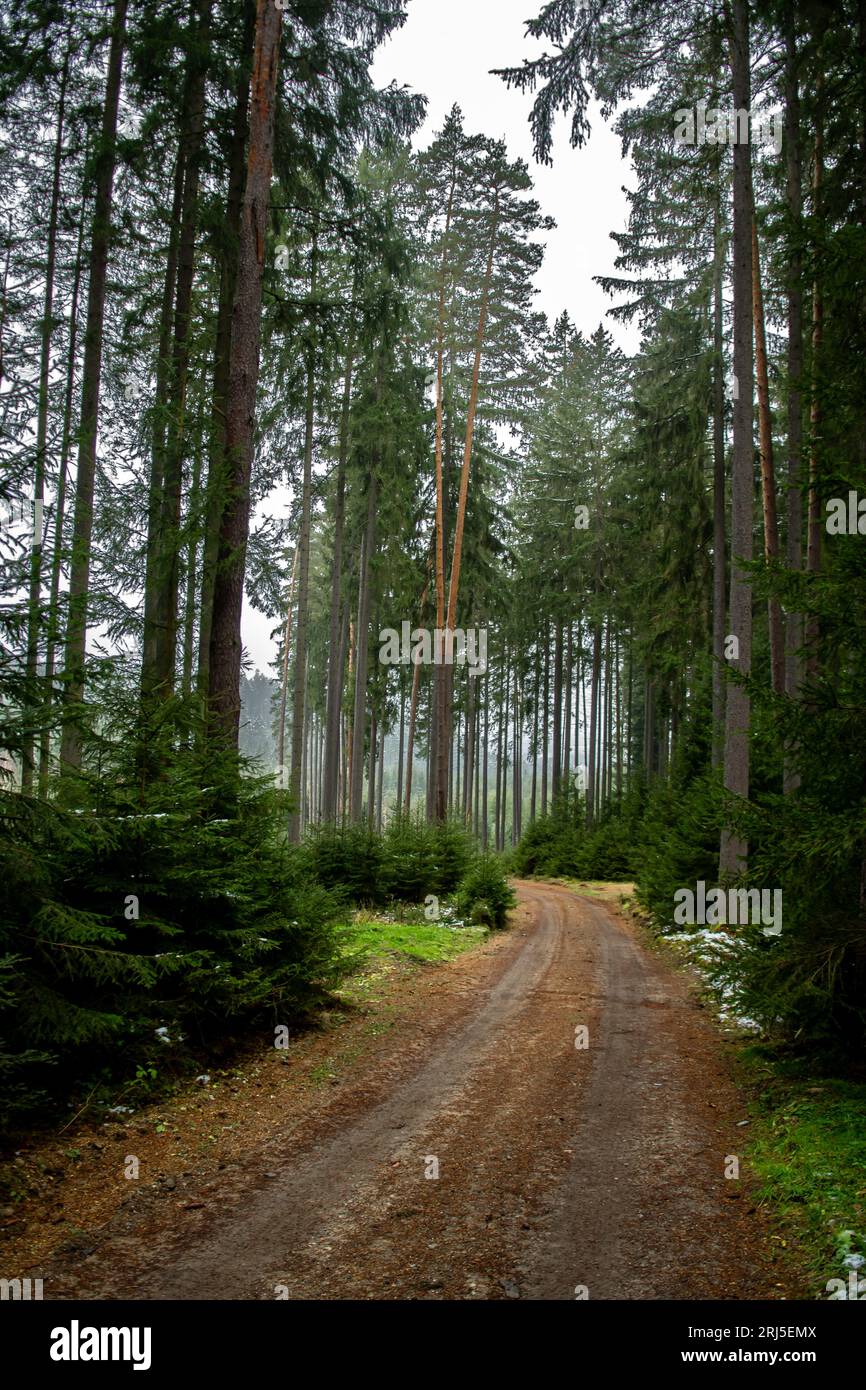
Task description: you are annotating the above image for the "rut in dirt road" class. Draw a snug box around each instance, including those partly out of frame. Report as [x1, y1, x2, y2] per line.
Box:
[41, 883, 791, 1301]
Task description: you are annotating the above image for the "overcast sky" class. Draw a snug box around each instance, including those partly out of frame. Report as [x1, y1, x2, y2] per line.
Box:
[241, 0, 638, 675]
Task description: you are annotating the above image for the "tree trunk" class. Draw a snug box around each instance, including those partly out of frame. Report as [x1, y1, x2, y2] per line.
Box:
[719, 0, 755, 879]
[59, 0, 128, 774]
[39, 185, 87, 796]
[804, 73, 824, 685]
[181, 390, 205, 697]
[287, 232, 319, 840]
[403, 650, 422, 814]
[149, 0, 210, 706]
[322, 300, 356, 820]
[206, 0, 282, 756]
[481, 670, 489, 848]
[22, 50, 68, 793]
[552, 619, 563, 802]
[197, 0, 254, 698]
[440, 186, 501, 818]
[752, 213, 785, 695]
[783, 2, 804, 794]
[350, 476, 378, 822]
[512, 661, 521, 844]
[541, 631, 549, 814]
[587, 623, 602, 824]
[396, 676, 406, 815]
[711, 182, 727, 769]
[276, 547, 299, 778]
[432, 167, 456, 823]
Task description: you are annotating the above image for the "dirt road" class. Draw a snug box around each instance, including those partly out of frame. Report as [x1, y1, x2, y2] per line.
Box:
[37, 882, 798, 1300]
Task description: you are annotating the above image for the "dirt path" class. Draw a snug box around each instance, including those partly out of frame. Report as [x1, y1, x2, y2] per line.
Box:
[33, 882, 801, 1300]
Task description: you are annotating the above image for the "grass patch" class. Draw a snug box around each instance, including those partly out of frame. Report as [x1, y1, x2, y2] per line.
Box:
[738, 1054, 866, 1296]
[338, 914, 488, 964]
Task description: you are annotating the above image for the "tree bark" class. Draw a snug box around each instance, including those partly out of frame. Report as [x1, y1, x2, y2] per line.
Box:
[39, 182, 87, 796]
[22, 50, 68, 792]
[719, 0, 755, 879]
[206, 0, 281, 755]
[350, 476, 378, 822]
[287, 230, 319, 840]
[752, 213, 785, 695]
[439, 185, 501, 818]
[322, 298, 356, 820]
[59, 0, 128, 774]
[711, 180, 727, 769]
[783, 1, 804, 794]
[197, 0, 254, 699]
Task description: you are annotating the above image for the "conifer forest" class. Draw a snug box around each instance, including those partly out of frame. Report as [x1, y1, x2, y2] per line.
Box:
[1, 0, 866, 1338]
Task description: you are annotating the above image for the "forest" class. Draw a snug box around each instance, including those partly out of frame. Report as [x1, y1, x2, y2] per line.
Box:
[1, 0, 865, 1314]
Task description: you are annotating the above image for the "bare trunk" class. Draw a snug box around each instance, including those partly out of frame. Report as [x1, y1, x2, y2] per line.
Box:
[752, 213, 785, 695]
[276, 548, 299, 775]
[59, 0, 128, 773]
[783, 2, 804, 793]
[197, 2, 254, 698]
[206, 0, 282, 756]
[440, 187, 501, 818]
[287, 233, 318, 840]
[39, 186, 87, 795]
[719, 0, 754, 879]
[350, 478, 378, 822]
[322, 305, 356, 819]
[711, 185, 727, 768]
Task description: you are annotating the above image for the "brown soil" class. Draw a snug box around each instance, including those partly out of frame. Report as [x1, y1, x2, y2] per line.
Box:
[2, 882, 806, 1300]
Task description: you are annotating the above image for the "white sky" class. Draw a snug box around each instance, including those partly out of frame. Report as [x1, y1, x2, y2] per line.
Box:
[242, 0, 638, 674]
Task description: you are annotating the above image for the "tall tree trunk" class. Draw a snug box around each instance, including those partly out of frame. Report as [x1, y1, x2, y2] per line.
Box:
[396, 676, 406, 815]
[541, 631, 549, 814]
[783, 1, 804, 794]
[494, 668, 504, 851]
[206, 0, 282, 757]
[552, 619, 563, 802]
[141, 148, 186, 719]
[403, 652, 422, 814]
[481, 670, 489, 848]
[350, 476, 378, 822]
[432, 168, 456, 823]
[804, 71, 824, 685]
[375, 718, 385, 830]
[530, 641, 540, 821]
[197, 0, 254, 698]
[276, 547, 299, 778]
[439, 186, 501, 818]
[287, 232, 319, 840]
[463, 673, 475, 825]
[322, 300, 356, 820]
[366, 707, 377, 825]
[59, 0, 128, 774]
[711, 180, 727, 769]
[39, 186, 87, 796]
[719, 0, 755, 879]
[752, 213, 785, 695]
[563, 624, 572, 787]
[149, 0, 210, 707]
[181, 391, 205, 697]
[512, 661, 521, 844]
[22, 50, 69, 793]
[587, 624, 602, 824]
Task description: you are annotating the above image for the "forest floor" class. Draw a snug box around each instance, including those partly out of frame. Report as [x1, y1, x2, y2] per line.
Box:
[3, 882, 808, 1300]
